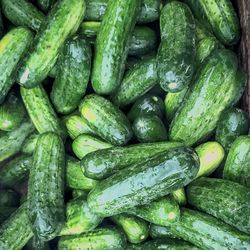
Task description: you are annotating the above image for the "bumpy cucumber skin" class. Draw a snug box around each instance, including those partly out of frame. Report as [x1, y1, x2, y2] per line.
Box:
[91, 0, 140, 95]
[51, 36, 92, 114]
[58, 227, 127, 250]
[187, 177, 250, 234]
[223, 136, 250, 188]
[21, 85, 66, 139]
[169, 49, 239, 146]
[17, 0, 86, 88]
[21, 132, 39, 155]
[0, 27, 33, 104]
[87, 147, 199, 216]
[79, 94, 132, 146]
[216, 108, 249, 152]
[157, 1, 196, 92]
[82, 141, 183, 180]
[28, 132, 65, 241]
[112, 58, 158, 107]
[150, 224, 179, 240]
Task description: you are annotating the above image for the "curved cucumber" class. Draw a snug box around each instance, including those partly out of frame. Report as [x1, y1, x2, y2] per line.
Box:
[21, 132, 39, 155]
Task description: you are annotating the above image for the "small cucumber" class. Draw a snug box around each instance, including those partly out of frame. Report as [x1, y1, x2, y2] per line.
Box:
[150, 224, 179, 240]
[21, 132, 39, 155]
[0, 190, 19, 207]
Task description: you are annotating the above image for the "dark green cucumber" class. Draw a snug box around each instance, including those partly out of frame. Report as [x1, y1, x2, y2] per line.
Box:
[21, 132, 39, 155]
[79, 94, 132, 146]
[0, 90, 26, 131]
[128, 95, 164, 122]
[0, 11, 3, 39]
[150, 224, 179, 240]
[21, 85, 66, 138]
[17, 0, 86, 88]
[91, 0, 140, 94]
[82, 141, 183, 180]
[0, 203, 33, 250]
[60, 197, 102, 236]
[169, 49, 239, 146]
[51, 35, 92, 114]
[87, 147, 199, 216]
[132, 115, 168, 143]
[28, 132, 65, 240]
[0, 119, 34, 162]
[84, 0, 107, 21]
[187, 177, 250, 234]
[223, 136, 250, 188]
[0, 207, 17, 225]
[37, 0, 56, 12]
[72, 134, 113, 160]
[58, 227, 127, 250]
[157, 1, 196, 92]
[0, 27, 33, 103]
[66, 156, 98, 190]
[0, 189, 19, 207]
[111, 214, 149, 244]
[112, 58, 158, 107]
[216, 108, 249, 152]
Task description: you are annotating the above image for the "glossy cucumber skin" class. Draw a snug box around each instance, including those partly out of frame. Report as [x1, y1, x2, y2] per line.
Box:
[51, 36, 92, 114]
[37, 0, 56, 12]
[91, 0, 140, 94]
[216, 108, 249, 152]
[21, 132, 39, 155]
[21, 85, 66, 139]
[82, 141, 183, 180]
[187, 177, 250, 234]
[157, 1, 196, 92]
[58, 227, 127, 250]
[223, 136, 250, 188]
[79, 94, 132, 146]
[87, 147, 199, 216]
[17, 0, 86, 88]
[0, 190, 19, 207]
[28, 132, 65, 240]
[149, 224, 179, 240]
[169, 49, 239, 146]
[112, 58, 158, 107]
[0, 27, 33, 104]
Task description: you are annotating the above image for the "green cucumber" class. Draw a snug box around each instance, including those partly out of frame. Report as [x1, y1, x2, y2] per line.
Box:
[216, 108, 249, 152]
[0, 190, 19, 207]
[169, 49, 239, 146]
[157, 1, 196, 92]
[84, 0, 107, 21]
[37, 0, 56, 12]
[79, 21, 101, 38]
[82, 141, 183, 180]
[24, 237, 49, 250]
[112, 58, 158, 107]
[111, 214, 149, 244]
[58, 227, 127, 250]
[21, 132, 39, 155]
[150, 224, 179, 240]
[17, 0, 86, 88]
[87, 147, 199, 216]
[51, 35, 92, 114]
[28, 132, 65, 240]
[21, 85, 66, 138]
[79, 94, 132, 146]
[195, 19, 213, 41]
[0, 207, 17, 225]
[223, 135, 250, 188]
[132, 115, 168, 143]
[72, 134, 113, 160]
[171, 188, 187, 206]
[187, 177, 250, 234]
[72, 189, 88, 199]
[0, 27, 33, 103]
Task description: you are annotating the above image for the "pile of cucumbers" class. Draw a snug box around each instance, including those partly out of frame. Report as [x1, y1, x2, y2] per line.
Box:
[0, 0, 249, 249]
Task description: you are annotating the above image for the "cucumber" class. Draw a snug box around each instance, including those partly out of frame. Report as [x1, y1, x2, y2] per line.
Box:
[157, 1, 196, 92]
[223, 135, 250, 188]
[0, 207, 17, 225]
[17, 0, 86, 88]
[72, 134, 113, 160]
[87, 147, 199, 216]
[0, 203, 33, 250]
[66, 156, 98, 190]
[60, 197, 102, 236]
[37, 0, 56, 12]
[128, 95, 164, 122]
[21, 132, 39, 155]
[0, 27, 33, 103]
[171, 189, 187, 206]
[24, 237, 50, 250]
[132, 115, 168, 143]
[150, 224, 179, 240]
[1, 0, 45, 32]
[58, 227, 127, 250]
[79, 21, 101, 38]
[112, 58, 158, 107]
[84, 0, 107, 21]
[51, 35, 92, 114]
[91, 0, 140, 94]
[72, 189, 88, 199]
[169, 49, 239, 146]
[82, 141, 183, 180]
[79, 94, 132, 146]
[28, 132, 65, 240]
[21, 85, 66, 138]
[0, 90, 26, 132]
[186, 177, 250, 234]
[216, 108, 249, 152]
[0, 190, 19, 207]
[195, 19, 213, 41]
